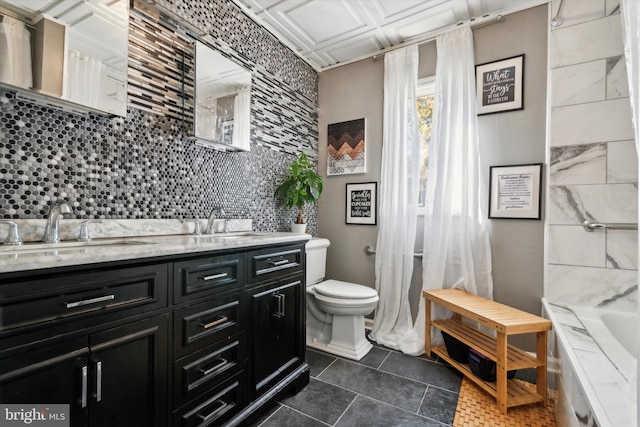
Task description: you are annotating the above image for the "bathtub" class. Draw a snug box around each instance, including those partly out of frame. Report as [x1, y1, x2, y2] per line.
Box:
[572, 306, 637, 381]
[543, 299, 637, 427]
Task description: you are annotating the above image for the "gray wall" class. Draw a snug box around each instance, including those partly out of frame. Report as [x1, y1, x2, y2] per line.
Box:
[317, 58, 383, 289]
[475, 5, 548, 322]
[317, 5, 548, 347]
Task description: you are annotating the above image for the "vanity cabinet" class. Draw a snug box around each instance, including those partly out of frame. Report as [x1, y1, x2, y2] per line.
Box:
[0, 261, 170, 426]
[172, 251, 248, 426]
[247, 245, 306, 401]
[249, 278, 304, 399]
[0, 238, 310, 427]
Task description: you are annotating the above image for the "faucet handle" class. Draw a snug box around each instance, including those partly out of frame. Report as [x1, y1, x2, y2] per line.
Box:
[78, 220, 103, 242]
[0, 220, 23, 245]
[182, 219, 202, 235]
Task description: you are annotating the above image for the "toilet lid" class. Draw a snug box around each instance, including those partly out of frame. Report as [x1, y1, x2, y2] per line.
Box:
[314, 280, 378, 299]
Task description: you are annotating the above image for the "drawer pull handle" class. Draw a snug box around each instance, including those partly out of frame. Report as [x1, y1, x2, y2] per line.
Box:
[200, 316, 228, 329]
[269, 259, 289, 266]
[65, 294, 115, 309]
[198, 399, 228, 423]
[81, 365, 88, 408]
[199, 358, 228, 376]
[201, 272, 228, 281]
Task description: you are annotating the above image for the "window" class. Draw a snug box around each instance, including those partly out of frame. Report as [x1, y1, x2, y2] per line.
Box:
[416, 77, 435, 208]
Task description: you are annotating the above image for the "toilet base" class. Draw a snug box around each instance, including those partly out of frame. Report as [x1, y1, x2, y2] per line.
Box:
[306, 314, 373, 361]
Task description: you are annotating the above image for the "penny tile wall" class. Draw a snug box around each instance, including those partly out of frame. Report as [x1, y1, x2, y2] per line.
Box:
[0, 0, 319, 234]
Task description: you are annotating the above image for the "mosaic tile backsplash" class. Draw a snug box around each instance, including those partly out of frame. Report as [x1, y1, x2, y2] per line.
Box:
[0, 0, 319, 234]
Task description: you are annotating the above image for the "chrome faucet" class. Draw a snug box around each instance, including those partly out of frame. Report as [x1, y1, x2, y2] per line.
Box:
[43, 200, 73, 243]
[205, 208, 222, 234]
[0, 220, 23, 245]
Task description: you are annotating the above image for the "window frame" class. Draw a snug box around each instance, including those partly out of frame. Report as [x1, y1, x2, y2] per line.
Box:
[416, 76, 436, 216]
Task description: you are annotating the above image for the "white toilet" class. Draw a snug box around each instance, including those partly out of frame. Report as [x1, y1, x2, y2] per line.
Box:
[305, 238, 379, 360]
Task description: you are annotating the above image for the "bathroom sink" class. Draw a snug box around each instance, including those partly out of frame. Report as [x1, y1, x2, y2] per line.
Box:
[185, 232, 266, 243]
[0, 238, 154, 252]
[213, 232, 265, 239]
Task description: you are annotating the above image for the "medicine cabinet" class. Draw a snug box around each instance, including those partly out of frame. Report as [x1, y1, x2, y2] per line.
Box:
[191, 40, 252, 151]
[0, 0, 128, 116]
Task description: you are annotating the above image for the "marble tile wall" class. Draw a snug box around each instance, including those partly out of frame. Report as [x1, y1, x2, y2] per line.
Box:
[546, 0, 637, 310]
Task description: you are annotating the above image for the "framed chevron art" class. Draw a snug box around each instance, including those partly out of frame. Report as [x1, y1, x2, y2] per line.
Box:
[327, 118, 366, 176]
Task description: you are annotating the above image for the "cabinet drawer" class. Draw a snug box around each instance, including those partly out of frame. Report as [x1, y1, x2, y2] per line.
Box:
[0, 264, 168, 333]
[173, 334, 245, 409]
[174, 294, 244, 358]
[173, 373, 245, 427]
[174, 254, 244, 303]
[249, 244, 304, 283]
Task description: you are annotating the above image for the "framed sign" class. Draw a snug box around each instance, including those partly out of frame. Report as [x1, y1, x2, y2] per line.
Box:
[476, 54, 524, 115]
[489, 163, 542, 220]
[346, 182, 377, 225]
[221, 120, 234, 145]
[328, 118, 366, 175]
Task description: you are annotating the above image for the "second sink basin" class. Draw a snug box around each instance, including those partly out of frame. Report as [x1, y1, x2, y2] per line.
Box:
[0, 238, 154, 253]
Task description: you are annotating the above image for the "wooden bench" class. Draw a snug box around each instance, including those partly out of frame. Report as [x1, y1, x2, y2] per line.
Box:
[424, 289, 552, 413]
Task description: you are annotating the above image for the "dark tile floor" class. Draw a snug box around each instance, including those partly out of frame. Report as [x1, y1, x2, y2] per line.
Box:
[248, 343, 463, 427]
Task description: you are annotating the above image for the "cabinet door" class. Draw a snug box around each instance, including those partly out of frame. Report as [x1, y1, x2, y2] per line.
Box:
[88, 314, 168, 427]
[249, 279, 303, 397]
[0, 337, 89, 426]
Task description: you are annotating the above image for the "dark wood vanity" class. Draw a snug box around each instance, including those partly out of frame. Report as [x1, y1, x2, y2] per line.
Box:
[0, 239, 309, 426]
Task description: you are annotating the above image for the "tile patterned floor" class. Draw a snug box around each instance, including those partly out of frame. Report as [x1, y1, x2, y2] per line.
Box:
[249, 344, 463, 426]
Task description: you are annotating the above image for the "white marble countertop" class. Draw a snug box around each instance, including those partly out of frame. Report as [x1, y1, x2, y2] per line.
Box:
[0, 232, 312, 273]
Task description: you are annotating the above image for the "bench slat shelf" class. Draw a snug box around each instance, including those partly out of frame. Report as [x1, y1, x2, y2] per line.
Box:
[431, 345, 545, 408]
[432, 318, 543, 370]
[424, 289, 552, 414]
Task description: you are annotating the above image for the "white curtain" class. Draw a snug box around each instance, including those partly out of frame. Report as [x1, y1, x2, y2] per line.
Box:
[398, 26, 493, 356]
[232, 88, 251, 151]
[368, 44, 421, 349]
[619, 0, 639, 418]
[0, 16, 32, 89]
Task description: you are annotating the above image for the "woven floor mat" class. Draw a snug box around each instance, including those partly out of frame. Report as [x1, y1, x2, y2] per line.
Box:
[453, 378, 557, 427]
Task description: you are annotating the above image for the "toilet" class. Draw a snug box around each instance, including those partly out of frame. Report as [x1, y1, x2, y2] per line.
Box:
[305, 238, 379, 360]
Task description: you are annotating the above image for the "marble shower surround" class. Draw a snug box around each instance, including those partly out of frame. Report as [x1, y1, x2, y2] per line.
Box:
[546, 0, 637, 309]
[0, 0, 319, 234]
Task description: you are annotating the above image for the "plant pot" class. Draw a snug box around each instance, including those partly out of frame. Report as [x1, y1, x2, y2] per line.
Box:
[290, 223, 307, 233]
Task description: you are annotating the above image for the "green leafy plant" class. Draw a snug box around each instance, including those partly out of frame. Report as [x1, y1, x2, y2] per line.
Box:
[274, 153, 323, 224]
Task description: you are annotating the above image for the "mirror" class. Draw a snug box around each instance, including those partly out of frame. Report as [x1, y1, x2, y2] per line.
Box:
[193, 40, 251, 151]
[0, 0, 128, 116]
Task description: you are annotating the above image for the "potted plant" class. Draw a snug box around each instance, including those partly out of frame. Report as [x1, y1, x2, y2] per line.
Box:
[274, 153, 323, 233]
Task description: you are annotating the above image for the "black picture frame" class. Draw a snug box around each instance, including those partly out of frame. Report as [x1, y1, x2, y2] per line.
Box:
[476, 54, 524, 115]
[488, 163, 542, 220]
[346, 182, 377, 225]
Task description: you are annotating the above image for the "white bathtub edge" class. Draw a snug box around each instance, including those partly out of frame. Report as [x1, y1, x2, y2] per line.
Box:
[542, 298, 635, 427]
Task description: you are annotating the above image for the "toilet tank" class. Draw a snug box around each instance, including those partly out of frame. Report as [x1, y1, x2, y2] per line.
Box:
[305, 238, 330, 285]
